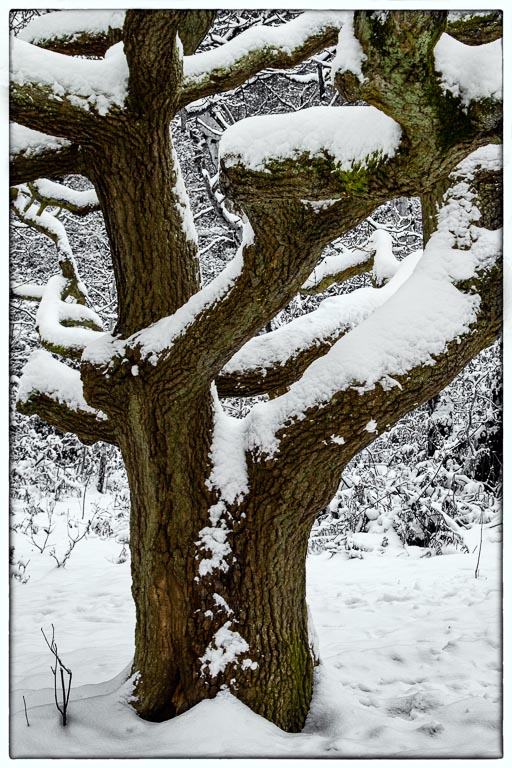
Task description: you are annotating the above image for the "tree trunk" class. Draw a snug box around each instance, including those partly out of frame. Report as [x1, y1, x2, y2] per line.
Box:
[114, 386, 315, 731]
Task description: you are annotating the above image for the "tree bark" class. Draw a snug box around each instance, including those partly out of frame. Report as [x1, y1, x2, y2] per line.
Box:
[84, 122, 200, 337]
[114, 384, 315, 731]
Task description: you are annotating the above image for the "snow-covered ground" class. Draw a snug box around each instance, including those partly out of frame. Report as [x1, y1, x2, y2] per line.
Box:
[9, 492, 502, 759]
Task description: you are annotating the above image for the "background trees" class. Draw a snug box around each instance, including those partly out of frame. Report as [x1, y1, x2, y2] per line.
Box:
[10, 9, 501, 732]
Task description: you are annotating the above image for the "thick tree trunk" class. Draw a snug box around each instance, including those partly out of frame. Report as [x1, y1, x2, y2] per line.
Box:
[114, 387, 316, 731]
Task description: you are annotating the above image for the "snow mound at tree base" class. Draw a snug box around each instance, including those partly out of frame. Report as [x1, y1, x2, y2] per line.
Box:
[11, 684, 326, 759]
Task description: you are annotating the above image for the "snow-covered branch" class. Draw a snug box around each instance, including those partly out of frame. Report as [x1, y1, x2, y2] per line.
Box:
[17, 350, 116, 445]
[10, 36, 129, 138]
[30, 179, 100, 216]
[300, 245, 373, 294]
[180, 11, 343, 107]
[217, 248, 421, 398]
[12, 186, 88, 302]
[18, 10, 125, 56]
[243, 146, 501, 465]
[219, 105, 401, 181]
[36, 275, 103, 360]
[10, 124, 82, 186]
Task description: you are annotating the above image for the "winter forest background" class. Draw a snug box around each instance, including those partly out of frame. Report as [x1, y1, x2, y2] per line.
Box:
[8, 7, 504, 760]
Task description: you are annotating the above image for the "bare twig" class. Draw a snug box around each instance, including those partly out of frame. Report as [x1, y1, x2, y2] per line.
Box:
[41, 624, 72, 726]
[474, 512, 484, 579]
[23, 695, 30, 727]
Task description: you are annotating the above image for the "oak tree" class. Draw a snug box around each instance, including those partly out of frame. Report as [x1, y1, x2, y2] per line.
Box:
[11, 10, 502, 731]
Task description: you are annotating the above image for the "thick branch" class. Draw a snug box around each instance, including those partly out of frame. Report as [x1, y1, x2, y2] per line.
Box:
[179, 11, 343, 108]
[18, 10, 125, 56]
[217, 248, 418, 398]
[17, 351, 116, 446]
[446, 11, 502, 45]
[123, 11, 182, 119]
[18, 392, 116, 446]
[10, 125, 83, 185]
[243, 149, 502, 503]
[177, 11, 217, 55]
[10, 38, 129, 140]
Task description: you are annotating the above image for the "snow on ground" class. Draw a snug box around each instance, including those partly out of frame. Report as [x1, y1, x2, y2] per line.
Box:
[9, 491, 502, 759]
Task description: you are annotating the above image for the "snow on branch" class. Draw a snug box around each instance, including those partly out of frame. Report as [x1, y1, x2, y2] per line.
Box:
[10, 37, 129, 135]
[11, 283, 45, 302]
[35, 275, 104, 360]
[368, 230, 400, 287]
[83, 223, 253, 368]
[330, 12, 366, 85]
[435, 34, 502, 107]
[243, 145, 502, 458]
[18, 10, 125, 56]
[10, 125, 82, 186]
[17, 350, 116, 445]
[180, 11, 343, 106]
[218, 249, 421, 398]
[12, 186, 88, 302]
[300, 244, 373, 294]
[10, 123, 71, 160]
[219, 105, 401, 176]
[30, 179, 99, 216]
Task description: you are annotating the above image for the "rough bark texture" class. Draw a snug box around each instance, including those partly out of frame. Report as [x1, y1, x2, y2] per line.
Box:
[12, 10, 502, 734]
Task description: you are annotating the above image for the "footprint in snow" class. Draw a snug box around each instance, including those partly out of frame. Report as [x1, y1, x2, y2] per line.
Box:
[385, 691, 441, 720]
[416, 721, 445, 736]
[344, 596, 368, 606]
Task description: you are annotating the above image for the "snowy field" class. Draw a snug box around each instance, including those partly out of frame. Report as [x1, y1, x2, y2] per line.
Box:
[9, 491, 502, 760]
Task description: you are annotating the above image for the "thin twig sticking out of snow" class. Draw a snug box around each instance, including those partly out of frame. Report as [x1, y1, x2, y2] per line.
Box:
[23, 695, 30, 727]
[41, 624, 72, 726]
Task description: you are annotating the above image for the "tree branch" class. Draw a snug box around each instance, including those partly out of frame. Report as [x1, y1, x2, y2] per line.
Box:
[10, 37, 129, 140]
[10, 125, 83, 186]
[18, 10, 125, 56]
[34, 275, 103, 360]
[216, 248, 419, 398]
[11, 186, 89, 302]
[299, 245, 373, 294]
[29, 179, 100, 217]
[123, 11, 182, 119]
[179, 11, 343, 108]
[17, 350, 116, 446]
[177, 11, 217, 55]
[244, 149, 502, 502]
[446, 11, 502, 45]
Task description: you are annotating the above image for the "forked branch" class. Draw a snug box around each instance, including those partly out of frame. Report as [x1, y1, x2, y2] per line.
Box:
[41, 625, 72, 726]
